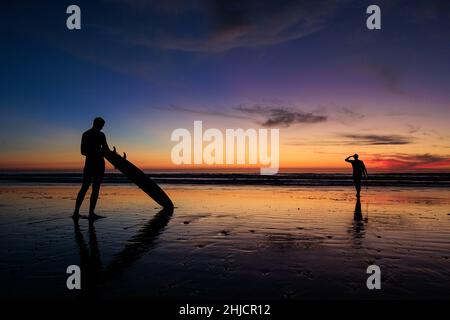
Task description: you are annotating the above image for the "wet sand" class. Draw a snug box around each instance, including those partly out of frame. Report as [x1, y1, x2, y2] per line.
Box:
[0, 184, 449, 300]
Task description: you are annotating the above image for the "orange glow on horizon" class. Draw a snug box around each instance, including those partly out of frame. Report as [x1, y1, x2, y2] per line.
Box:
[1, 139, 449, 172]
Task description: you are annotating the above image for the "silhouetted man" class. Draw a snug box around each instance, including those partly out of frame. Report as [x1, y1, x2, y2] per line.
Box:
[73, 117, 109, 220]
[345, 154, 368, 197]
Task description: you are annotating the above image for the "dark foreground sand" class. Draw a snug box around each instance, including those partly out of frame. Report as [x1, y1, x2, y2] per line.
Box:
[0, 184, 449, 300]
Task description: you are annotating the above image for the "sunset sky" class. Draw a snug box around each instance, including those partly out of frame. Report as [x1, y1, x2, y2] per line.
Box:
[1, 0, 449, 171]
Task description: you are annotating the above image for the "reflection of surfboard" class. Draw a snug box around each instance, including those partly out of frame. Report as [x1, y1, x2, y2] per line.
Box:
[104, 147, 173, 209]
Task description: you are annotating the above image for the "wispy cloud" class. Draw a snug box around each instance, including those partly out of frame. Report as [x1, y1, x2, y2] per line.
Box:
[336, 107, 364, 119]
[406, 124, 421, 134]
[339, 133, 413, 145]
[157, 103, 328, 127]
[368, 153, 450, 170]
[286, 133, 413, 146]
[234, 105, 327, 127]
[159, 104, 245, 119]
[30, 0, 347, 81]
[334, 106, 365, 125]
[118, 0, 344, 52]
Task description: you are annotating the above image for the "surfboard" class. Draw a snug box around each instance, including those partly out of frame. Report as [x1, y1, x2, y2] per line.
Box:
[104, 147, 173, 209]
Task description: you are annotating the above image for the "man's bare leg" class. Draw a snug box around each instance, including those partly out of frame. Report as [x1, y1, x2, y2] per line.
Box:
[89, 179, 105, 220]
[73, 180, 91, 218]
[355, 180, 361, 197]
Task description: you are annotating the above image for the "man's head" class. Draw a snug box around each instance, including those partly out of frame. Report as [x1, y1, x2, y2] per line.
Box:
[93, 117, 105, 131]
[354, 153, 359, 160]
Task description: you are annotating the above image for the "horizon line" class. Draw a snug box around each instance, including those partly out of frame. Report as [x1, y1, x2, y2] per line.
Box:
[1, 167, 450, 174]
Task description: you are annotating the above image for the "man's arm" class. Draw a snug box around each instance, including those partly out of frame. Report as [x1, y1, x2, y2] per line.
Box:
[345, 155, 353, 163]
[362, 162, 368, 179]
[80, 133, 87, 156]
[101, 133, 110, 153]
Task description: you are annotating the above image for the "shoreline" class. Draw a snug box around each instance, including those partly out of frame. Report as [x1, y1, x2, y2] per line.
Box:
[1, 172, 450, 187]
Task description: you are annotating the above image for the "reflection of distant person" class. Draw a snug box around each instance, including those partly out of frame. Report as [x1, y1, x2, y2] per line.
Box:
[345, 154, 368, 197]
[352, 197, 365, 237]
[354, 197, 362, 222]
[73, 117, 109, 220]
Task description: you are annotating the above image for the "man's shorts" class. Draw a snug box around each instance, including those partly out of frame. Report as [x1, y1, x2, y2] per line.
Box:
[83, 158, 105, 182]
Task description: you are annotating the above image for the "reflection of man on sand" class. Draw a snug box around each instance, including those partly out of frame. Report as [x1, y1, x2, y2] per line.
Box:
[73, 117, 109, 220]
[345, 154, 368, 198]
[72, 207, 173, 297]
[73, 219, 102, 298]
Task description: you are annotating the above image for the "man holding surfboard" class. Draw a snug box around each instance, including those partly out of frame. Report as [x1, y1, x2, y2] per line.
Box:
[73, 117, 109, 220]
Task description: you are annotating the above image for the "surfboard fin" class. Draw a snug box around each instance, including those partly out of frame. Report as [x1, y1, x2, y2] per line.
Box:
[123, 152, 127, 159]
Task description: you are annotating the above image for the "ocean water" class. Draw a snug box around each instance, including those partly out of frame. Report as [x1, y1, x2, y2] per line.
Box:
[1, 172, 450, 187]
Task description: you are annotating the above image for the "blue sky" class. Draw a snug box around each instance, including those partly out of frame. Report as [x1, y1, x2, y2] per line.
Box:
[1, 0, 449, 170]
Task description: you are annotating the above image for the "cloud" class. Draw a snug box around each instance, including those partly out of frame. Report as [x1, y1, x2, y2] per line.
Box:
[18, 0, 344, 81]
[99, 0, 344, 52]
[156, 103, 328, 127]
[234, 105, 327, 127]
[406, 124, 421, 134]
[384, 111, 427, 117]
[334, 106, 365, 125]
[339, 133, 412, 145]
[286, 133, 413, 146]
[336, 107, 364, 119]
[157, 104, 245, 119]
[368, 153, 450, 170]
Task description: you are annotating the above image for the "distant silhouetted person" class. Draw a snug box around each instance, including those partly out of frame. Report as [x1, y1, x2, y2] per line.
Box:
[345, 154, 368, 197]
[73, 117, 109, 220]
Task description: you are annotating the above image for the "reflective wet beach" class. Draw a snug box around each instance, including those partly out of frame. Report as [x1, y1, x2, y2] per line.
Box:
[0, 185, 449, 299]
